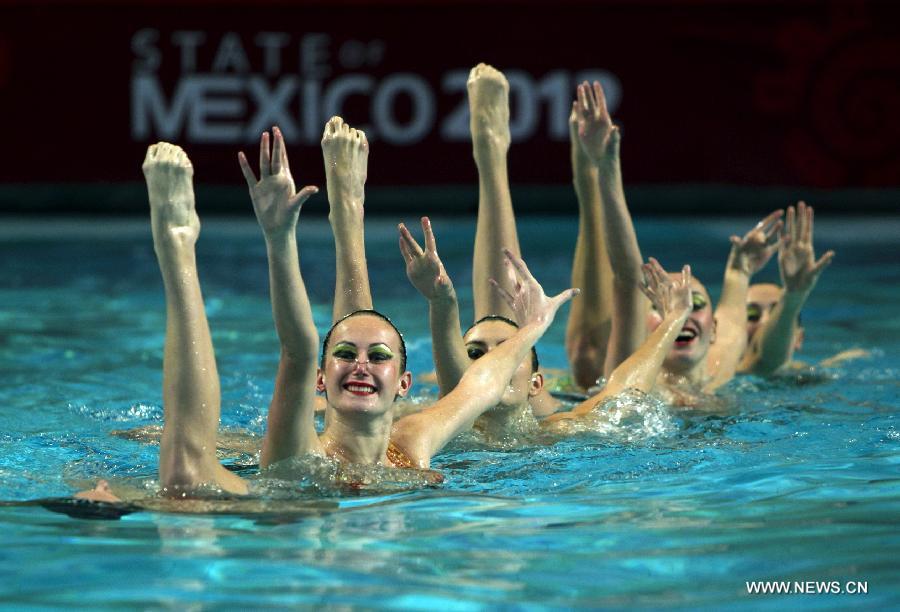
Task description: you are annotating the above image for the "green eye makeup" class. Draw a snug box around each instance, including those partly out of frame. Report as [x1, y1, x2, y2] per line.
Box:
[332, 343, 358, 361]
[367, 346, 394, 362]
[332, 342, 394, 365]
[691, 293, 708, 311]
[747, 304, 762, 322]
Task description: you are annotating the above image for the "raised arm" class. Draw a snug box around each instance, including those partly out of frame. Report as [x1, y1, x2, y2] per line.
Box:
[560, 258, 693, 419]
[392, 251, 578, 464]
[239, 127, 323, 466]
[572, 81, 646, 380]
[322, 116, 373, 322]
[399, 217, 469, 397]
[565, 99, 614, 389]
[740, 202, 834, 375]
[705, 210, 783, 391]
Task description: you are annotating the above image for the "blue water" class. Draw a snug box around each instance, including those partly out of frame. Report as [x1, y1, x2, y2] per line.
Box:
[1, 216, 898, 608]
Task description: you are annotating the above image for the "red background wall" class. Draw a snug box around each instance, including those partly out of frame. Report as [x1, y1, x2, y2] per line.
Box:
[1, 0, 898, 212]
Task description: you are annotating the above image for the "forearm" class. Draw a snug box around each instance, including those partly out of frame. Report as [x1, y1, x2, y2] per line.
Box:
[569, 163, 608, 324]
[603, 286, 648, 376]
[598, 156, 647, 374]
[265, 233, 319, 358]
[417, 321, 545, 454]
[708, 264, 751, 381]
[260, 352, 321, 466]
[566, 159, 613, 389]
[576, 309, 689, 415]
[597, 157, 643, 286]
[429, 293, 469, 397]
[743, 291, 806, 375]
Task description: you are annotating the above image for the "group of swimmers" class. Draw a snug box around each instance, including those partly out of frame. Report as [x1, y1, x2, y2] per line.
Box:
[77, 64, 837, 503]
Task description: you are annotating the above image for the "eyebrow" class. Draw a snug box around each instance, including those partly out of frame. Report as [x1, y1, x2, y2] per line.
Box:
[333, 341, 395, 350]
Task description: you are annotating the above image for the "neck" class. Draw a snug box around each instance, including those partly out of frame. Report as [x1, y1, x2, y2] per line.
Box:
[320, 407, 394, 465]
[660, 359, 707, 387]
[475, 401, 538, 438]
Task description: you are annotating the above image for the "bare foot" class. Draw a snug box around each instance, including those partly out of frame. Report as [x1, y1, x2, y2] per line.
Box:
[142, 142, 199, 251]
[467, 63, 511, 160]
[74, 480, 122, 503]
[321, 116, 368, 220]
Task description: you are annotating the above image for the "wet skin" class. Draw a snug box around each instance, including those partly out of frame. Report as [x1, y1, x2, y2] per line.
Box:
[317, 315, 411, 416]
[646, 276, 716, 375]
[463, 319, 541, 410]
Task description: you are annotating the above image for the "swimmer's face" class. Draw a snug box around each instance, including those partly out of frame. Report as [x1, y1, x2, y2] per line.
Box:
[747, 283, 803, 351]
[646, 275, 716, 372]
[317, 315, 411, 416]
[463, 319, 541, 409]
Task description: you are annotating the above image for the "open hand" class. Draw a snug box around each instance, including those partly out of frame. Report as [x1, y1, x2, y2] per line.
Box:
[490, 249, 579, 328]
[779, 201, 834, 293]
[399, 217, 454, 301]
[728, 209, 784, 275]
[574, 81, 619, 164]
[239, 126, 318, 238]
[639, 257, 692, 319]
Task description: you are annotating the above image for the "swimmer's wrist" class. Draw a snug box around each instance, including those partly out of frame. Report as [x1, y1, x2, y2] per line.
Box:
[428, 288, 458, 306]
[263, 230, 297, 249]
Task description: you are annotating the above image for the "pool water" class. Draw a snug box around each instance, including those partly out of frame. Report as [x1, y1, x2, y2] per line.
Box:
[1, 216, 898, 608]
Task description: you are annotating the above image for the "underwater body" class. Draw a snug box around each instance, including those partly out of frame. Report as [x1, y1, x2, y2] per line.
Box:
[1, 215, 898, 607]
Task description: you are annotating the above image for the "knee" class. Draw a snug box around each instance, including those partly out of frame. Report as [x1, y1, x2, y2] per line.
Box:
[567, 337, 605, 390]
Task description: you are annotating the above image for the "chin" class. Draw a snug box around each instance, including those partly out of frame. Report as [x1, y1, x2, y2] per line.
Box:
[332, 392, 393, 415]
[664, 346, 705, 372]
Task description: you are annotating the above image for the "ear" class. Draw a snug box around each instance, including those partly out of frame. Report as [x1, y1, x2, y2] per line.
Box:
[528, 372, 544, 397]
[396, 370, 413, 398]
[316, 368, 326, 393]
[710, 317, 718, 344]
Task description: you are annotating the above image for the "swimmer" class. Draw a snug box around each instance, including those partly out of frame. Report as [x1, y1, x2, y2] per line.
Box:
[258, 118, 576, 474]
[739, 201, 838, 374]
[571, 80, 784, 403]
[80, 121, 578, 504]
[400, 217, 698, 435]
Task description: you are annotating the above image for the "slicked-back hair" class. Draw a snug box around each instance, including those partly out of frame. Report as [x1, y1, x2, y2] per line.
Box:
[321, 309, 408, 372]
[464, 315, 540, 373]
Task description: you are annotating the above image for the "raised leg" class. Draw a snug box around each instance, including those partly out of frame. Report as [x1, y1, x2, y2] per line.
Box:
[321, 117, 373, 322]
[468, 63, 519, 321]
[144, 143, 246, 495]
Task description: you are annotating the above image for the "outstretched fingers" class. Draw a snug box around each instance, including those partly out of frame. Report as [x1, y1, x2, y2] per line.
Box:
[271, 127, 284, 175]
[502, 248, 536, 285]
[259, 131, 271, 178]
[550, 287, 580, 310]
[398, 223, 424, 263]
[802, 202, 814, 244]
[289, 185, 319, 210]
[783, 205, 795, 245]
[592, 81, 608, 120]
[811, 249, 835, 275]
[489, 278, 517, 312]
[421, 217, 437, 254]
[237, 151, 257, 188]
